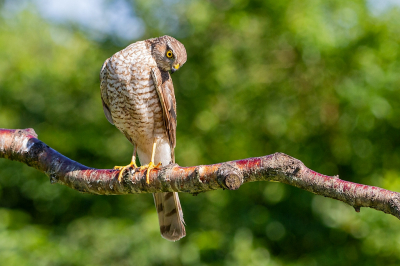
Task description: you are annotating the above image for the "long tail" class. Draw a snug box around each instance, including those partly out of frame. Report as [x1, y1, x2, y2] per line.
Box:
[153, 192, 186, 241]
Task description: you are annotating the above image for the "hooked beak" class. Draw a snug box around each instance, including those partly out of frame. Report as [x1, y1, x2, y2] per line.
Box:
[171, 63, 180, 74]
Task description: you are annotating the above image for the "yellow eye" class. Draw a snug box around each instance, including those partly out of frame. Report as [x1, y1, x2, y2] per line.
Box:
[166, 50, 173, 58]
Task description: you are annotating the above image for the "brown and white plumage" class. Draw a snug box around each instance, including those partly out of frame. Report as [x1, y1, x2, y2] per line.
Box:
[100, 35, 187, 241]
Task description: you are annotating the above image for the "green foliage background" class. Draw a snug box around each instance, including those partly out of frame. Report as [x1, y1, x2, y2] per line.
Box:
[1, 0, 400, 265]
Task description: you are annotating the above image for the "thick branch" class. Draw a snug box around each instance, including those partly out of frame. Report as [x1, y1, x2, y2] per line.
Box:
[1, 128, 400, 220]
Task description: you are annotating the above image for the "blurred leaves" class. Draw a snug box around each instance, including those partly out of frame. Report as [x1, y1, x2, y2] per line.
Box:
[1, 0, 400, 265]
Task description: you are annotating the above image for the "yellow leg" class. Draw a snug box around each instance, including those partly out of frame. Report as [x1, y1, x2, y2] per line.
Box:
[140, 140, 162, 184]
[114, 146, 139, 182]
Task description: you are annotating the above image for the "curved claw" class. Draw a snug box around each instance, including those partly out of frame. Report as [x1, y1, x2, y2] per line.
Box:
[140, 161, 162, 184]
[114, 161, 138, 182]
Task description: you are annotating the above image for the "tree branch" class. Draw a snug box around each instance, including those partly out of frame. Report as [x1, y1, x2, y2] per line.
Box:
[1, 128, 400, 220]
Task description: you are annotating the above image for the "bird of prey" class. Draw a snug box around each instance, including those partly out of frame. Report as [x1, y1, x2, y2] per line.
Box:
[100, 35, 187, 241]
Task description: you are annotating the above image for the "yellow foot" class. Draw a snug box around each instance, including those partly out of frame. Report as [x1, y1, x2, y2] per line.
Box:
[114, 162, 138, 182]
[140, 161, 162, 184]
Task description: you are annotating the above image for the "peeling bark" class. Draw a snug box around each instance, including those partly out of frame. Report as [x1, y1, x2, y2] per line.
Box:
[1, 128, 400, 220]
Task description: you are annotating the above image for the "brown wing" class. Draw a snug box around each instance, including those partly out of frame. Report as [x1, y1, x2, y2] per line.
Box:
[151, 67, 177, 162]
[100, 58, 114, 125]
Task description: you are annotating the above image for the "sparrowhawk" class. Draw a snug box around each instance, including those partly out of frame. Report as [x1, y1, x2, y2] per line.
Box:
[100, 35, 187, 241]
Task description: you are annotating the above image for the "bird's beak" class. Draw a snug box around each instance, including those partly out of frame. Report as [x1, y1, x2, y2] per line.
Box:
[171, 63, 180, 74]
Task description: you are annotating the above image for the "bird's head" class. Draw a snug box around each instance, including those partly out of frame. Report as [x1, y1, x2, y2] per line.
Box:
[150, 35, 187, 74]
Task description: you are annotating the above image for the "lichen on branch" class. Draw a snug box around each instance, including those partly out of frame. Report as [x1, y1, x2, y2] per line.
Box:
[1, 128, 400, 220]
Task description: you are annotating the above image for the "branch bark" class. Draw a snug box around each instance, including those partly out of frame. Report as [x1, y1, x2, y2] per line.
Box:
[1, 128, 400, 220]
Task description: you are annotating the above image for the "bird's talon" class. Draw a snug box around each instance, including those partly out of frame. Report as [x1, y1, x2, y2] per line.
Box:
[140, 161, 162, 184]
[118, 169, 125, 183]
[114, 162, 138, 182]
[146, 170, 150, 184]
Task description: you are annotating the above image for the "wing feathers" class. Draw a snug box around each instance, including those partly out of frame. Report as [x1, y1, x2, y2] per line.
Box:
[151, 68, 184, 241]
[100, 58, 114, 125]
[151, 68, 177, 154]
[102, 99, 114, 125]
